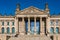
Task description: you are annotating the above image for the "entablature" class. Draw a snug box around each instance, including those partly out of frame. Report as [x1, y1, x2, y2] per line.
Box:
[16, 15, 48, 18]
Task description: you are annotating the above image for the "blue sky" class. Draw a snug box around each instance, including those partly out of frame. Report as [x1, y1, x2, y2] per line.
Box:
[0, 0, 60, 16]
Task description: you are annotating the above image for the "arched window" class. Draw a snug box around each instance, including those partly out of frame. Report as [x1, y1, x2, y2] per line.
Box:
[7, 27, 10, 34]
[12, 27, 15, 33]
[56, 27, 59, 34]
[2, 27, 4, 34]
[50, 27, 54, 33]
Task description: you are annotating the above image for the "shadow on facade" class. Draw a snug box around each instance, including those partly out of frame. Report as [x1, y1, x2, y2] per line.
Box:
[50, 36, 53, 40]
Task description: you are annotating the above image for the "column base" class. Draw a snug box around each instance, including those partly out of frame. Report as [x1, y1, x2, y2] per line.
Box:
[27, 33, 30, 35]
[40, 33, 45, 36]
[20, 33, 25, 35]
[34, 33, 37, 35]
[47, 34, 50, 37]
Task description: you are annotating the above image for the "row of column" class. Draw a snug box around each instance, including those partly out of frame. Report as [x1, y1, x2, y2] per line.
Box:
[26, 17, 45, 35]
[16, 17, 46, 35]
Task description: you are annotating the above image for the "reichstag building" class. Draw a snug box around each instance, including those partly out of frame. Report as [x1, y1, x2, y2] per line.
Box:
[0, 3, 60, 40]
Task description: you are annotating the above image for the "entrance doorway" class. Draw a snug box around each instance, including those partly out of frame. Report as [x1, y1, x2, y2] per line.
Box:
[50, 36, 53, 40]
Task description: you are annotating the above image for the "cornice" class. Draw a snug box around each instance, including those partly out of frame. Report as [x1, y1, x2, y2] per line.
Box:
[0, 16, 15, 18]
[50, 15, 60, 18]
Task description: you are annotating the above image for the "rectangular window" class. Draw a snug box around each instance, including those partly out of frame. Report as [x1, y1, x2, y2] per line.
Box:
[7, 22, 9, 25]
[2, 22, 4, 26]
[56, 20, 58, 26]
[12, 22, 14, 26]
[50, 20, 54, 26]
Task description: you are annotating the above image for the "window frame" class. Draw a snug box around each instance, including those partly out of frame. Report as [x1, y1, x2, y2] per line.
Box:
[50, 20, 54, 26]
[7, 22, 9, 26]
[50, 27, 54, 34]
[56, 20, 58, 26]
[2, 27, 4, 34]
[12, 27, 15, 34]
[12, 22, 14, 26]
[7, 27, 10, 34]
[56, 27, 59, 34]
[2, 22, 4, 26]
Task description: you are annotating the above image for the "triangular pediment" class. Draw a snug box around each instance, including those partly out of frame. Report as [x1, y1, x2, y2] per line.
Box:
[18, 6, 47, 15]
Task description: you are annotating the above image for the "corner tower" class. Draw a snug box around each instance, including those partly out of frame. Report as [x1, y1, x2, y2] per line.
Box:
[15, 3, 20, 15]
[45, 3, 50, 14]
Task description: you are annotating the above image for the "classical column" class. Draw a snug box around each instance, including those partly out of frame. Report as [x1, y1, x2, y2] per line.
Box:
[28, 17, 30, 35]
[34, 17, 36, 35]
[22, 17, 25, 35]
[40, 17, 42, 34]
[40, 17, 44, 35]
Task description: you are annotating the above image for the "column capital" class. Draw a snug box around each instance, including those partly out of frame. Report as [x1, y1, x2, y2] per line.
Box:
[40, 17, 42, 21]
[15, 17, 18, 19]
[34, 17, 36, 19]
[40, 17, 42, 19]
[28, 17, 30, 19]
[22, 17, 24, 18]
[22, 17, 25, 22]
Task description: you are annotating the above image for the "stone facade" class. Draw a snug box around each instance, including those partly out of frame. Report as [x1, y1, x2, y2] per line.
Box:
[0, 3, 60, 40]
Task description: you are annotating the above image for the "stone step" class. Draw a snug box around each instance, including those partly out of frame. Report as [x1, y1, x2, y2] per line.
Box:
[9, 35, 51, 40]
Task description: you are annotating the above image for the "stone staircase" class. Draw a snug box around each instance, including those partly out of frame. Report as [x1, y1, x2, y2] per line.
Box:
[9, 34, 51, 40]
